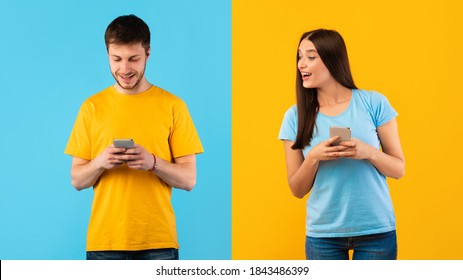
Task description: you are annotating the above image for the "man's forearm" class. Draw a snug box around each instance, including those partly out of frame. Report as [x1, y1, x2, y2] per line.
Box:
[152, 155, 197, 191]
[71, 159, 105, 191]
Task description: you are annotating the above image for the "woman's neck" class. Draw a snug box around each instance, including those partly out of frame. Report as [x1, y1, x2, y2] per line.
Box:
[317, 84, 352, 106]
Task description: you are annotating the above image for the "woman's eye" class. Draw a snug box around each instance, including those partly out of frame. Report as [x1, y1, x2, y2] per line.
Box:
[308, 56, 316, 60]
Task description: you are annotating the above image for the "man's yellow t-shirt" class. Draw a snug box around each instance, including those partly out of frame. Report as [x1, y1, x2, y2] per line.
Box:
[65, 85, 203, 251]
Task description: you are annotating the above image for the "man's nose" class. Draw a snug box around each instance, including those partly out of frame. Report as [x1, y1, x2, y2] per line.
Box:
[120, 61, 130, 73]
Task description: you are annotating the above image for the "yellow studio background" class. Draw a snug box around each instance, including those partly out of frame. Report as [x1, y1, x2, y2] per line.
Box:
[232, 0, 463, 259]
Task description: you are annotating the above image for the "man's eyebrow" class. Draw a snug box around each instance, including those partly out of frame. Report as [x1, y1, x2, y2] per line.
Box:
[110, 54, 141, 58]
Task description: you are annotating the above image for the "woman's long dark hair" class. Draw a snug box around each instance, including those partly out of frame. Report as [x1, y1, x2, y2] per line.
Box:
[292, 29, 357, 149]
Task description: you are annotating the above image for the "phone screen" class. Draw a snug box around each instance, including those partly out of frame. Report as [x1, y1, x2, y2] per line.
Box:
[329, 126, 351, 146]
[114, 139, 135, 149]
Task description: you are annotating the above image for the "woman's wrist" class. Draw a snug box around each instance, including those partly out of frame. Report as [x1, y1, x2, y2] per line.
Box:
[305, 151, 320, 166]
[367, 146, 380, 162]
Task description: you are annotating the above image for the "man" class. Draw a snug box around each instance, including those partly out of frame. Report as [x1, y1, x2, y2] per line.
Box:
[65, 14, 203, 260]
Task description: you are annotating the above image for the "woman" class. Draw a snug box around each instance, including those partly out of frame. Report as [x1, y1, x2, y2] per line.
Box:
[278, 29, 405, 260]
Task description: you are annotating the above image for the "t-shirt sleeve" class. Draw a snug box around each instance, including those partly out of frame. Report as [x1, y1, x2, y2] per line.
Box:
[370, 91, 398, 128]
[169, 100, 204, 158]
[278, 105, 298, 141]
[64, 102, 92, 160]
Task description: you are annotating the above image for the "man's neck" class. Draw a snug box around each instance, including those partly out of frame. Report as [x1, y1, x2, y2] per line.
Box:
[114, 79, 152, 95]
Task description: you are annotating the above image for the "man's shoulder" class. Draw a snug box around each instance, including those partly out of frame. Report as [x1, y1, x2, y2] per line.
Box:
[150, 85, 190, 112]
[82, 86, 113, 104]
[151, 85, 183, 103]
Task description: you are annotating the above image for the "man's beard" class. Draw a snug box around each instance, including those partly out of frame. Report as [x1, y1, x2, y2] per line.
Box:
[114, 72, 145, 90]
[113, 63, 146, 90]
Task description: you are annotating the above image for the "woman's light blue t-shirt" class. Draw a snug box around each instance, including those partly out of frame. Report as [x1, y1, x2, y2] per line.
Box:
[279, 89, 398, 238]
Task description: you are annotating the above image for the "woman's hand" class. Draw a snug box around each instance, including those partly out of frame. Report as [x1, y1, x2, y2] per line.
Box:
[307, 136, 358, 162]
[334, 138, 374, 160]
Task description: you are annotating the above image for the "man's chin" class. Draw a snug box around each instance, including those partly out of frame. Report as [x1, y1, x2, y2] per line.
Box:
[120, 84, 136, 90]
[116, 81, 138, 90]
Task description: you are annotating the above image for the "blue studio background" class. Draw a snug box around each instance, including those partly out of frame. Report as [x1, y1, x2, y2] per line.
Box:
[0, 0, 231, 259]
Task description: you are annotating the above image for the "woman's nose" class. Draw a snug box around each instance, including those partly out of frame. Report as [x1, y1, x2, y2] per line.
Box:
[298, 58, 306, 69]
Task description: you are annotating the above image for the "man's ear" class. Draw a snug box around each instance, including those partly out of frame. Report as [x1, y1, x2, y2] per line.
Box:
[146, 47, 151, 59]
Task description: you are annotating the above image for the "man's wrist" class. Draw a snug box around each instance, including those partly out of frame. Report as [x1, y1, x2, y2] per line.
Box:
[148, 153, 157, 172]
[91, 157, 105, 171]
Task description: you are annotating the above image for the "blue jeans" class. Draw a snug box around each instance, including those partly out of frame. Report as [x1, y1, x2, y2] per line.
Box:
[305, 230, 397, 260]
[86, 248, 179, 260]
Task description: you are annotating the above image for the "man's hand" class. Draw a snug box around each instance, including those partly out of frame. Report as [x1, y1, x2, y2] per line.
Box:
[93, 145, 128, 170]
[115, 144, 154, 170]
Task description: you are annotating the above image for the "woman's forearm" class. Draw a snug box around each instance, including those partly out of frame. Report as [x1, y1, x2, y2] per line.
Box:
[369, 148, 405, 180]
[287, 154, 319, 198]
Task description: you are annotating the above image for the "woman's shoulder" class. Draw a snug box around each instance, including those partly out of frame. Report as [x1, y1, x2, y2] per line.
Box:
[353, 89, 390, 107]
[287, 104, 297, 112]
[280, 104, 298, 125]
[353, 88, 386, 100]
[284, 104, 298, 117]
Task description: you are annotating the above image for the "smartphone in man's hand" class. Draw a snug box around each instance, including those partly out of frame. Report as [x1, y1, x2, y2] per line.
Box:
[113, 138, 135, 149]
